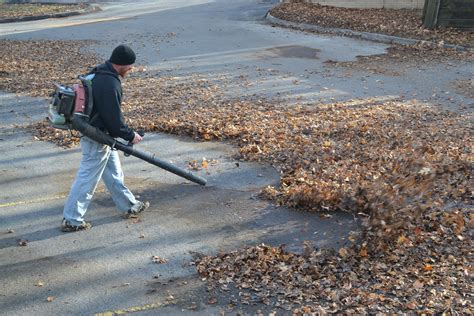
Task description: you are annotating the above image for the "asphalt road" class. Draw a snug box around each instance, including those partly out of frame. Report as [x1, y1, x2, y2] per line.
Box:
[0, 0, 472, 315]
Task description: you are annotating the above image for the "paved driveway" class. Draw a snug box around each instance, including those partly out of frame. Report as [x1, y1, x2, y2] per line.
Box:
[1, 0, 471, 314]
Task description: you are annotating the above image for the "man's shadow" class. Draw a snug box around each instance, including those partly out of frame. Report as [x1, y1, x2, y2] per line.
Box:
[0, 197, 125, 250]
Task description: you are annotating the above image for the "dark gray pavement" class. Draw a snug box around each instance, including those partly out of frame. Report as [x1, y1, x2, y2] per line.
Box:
[0, 0, 472, 315]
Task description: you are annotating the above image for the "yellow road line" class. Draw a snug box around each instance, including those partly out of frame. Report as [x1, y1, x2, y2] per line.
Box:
[0, 189, 106, 208]
[0, 194, 67, 208]
[95, 301, 168, 316]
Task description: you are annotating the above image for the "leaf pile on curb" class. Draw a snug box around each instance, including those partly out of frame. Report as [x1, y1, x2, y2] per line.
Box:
[1, 40, 472, 313]
[0, 4, 88, 20]
[270, 2, 473, 47]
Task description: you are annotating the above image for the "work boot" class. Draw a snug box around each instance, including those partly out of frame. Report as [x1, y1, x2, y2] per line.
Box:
[123, 201, 150, 219]
[61, 219, 92, 232]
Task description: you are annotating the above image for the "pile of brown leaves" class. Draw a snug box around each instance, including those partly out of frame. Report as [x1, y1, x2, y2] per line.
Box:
[197, 214, 472, 313]
[186, 98, 472, 311]
[2, 40, 472, 313]
[0, 39, 99, 97]
[0, 4, 88, 20]
[270, 2, 473, 47]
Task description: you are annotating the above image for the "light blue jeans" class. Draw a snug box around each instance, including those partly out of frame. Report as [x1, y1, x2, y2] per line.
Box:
[63, 136, 137, 225]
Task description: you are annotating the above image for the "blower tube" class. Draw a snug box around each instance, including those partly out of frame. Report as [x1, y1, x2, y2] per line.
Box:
[71, 114, 207, 186]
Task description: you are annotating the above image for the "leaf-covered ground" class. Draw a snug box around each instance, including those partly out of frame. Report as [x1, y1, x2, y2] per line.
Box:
[1, 40, 472, 313]
[0, 39, 99, 97]
[270, 2, 474, 47]
[0, 3, 88, 20]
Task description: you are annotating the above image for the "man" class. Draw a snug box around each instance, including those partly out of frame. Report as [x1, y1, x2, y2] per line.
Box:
[62, 44, 149, 232]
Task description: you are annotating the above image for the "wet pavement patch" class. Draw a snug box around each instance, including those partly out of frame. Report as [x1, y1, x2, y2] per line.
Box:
[261, 45, 321, 59]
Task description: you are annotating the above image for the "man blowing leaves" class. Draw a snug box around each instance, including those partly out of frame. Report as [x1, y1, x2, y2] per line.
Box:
[62, 44, 149, 232]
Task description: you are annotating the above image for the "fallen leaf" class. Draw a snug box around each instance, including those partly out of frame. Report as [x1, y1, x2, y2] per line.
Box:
[397, 235, 407, 244]
[338, 247, 349, 257]
[152, 256, 168, 264]
[359, 247, 368, 257]
[18, 239, 28, 246]
[406, 301, 417, 310]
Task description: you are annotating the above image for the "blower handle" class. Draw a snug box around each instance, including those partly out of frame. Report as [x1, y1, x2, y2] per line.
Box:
[124, 130, 145, 157]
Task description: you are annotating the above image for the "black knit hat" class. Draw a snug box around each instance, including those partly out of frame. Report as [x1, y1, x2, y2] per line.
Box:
[109, 44, 136, 65]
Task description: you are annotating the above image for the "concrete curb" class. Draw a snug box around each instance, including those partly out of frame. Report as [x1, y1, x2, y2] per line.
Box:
[266, 12, 471, 52]
[0, 4, 100, 24]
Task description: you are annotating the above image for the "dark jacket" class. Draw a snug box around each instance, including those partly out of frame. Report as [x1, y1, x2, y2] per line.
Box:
[89, 61, 134, 141]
